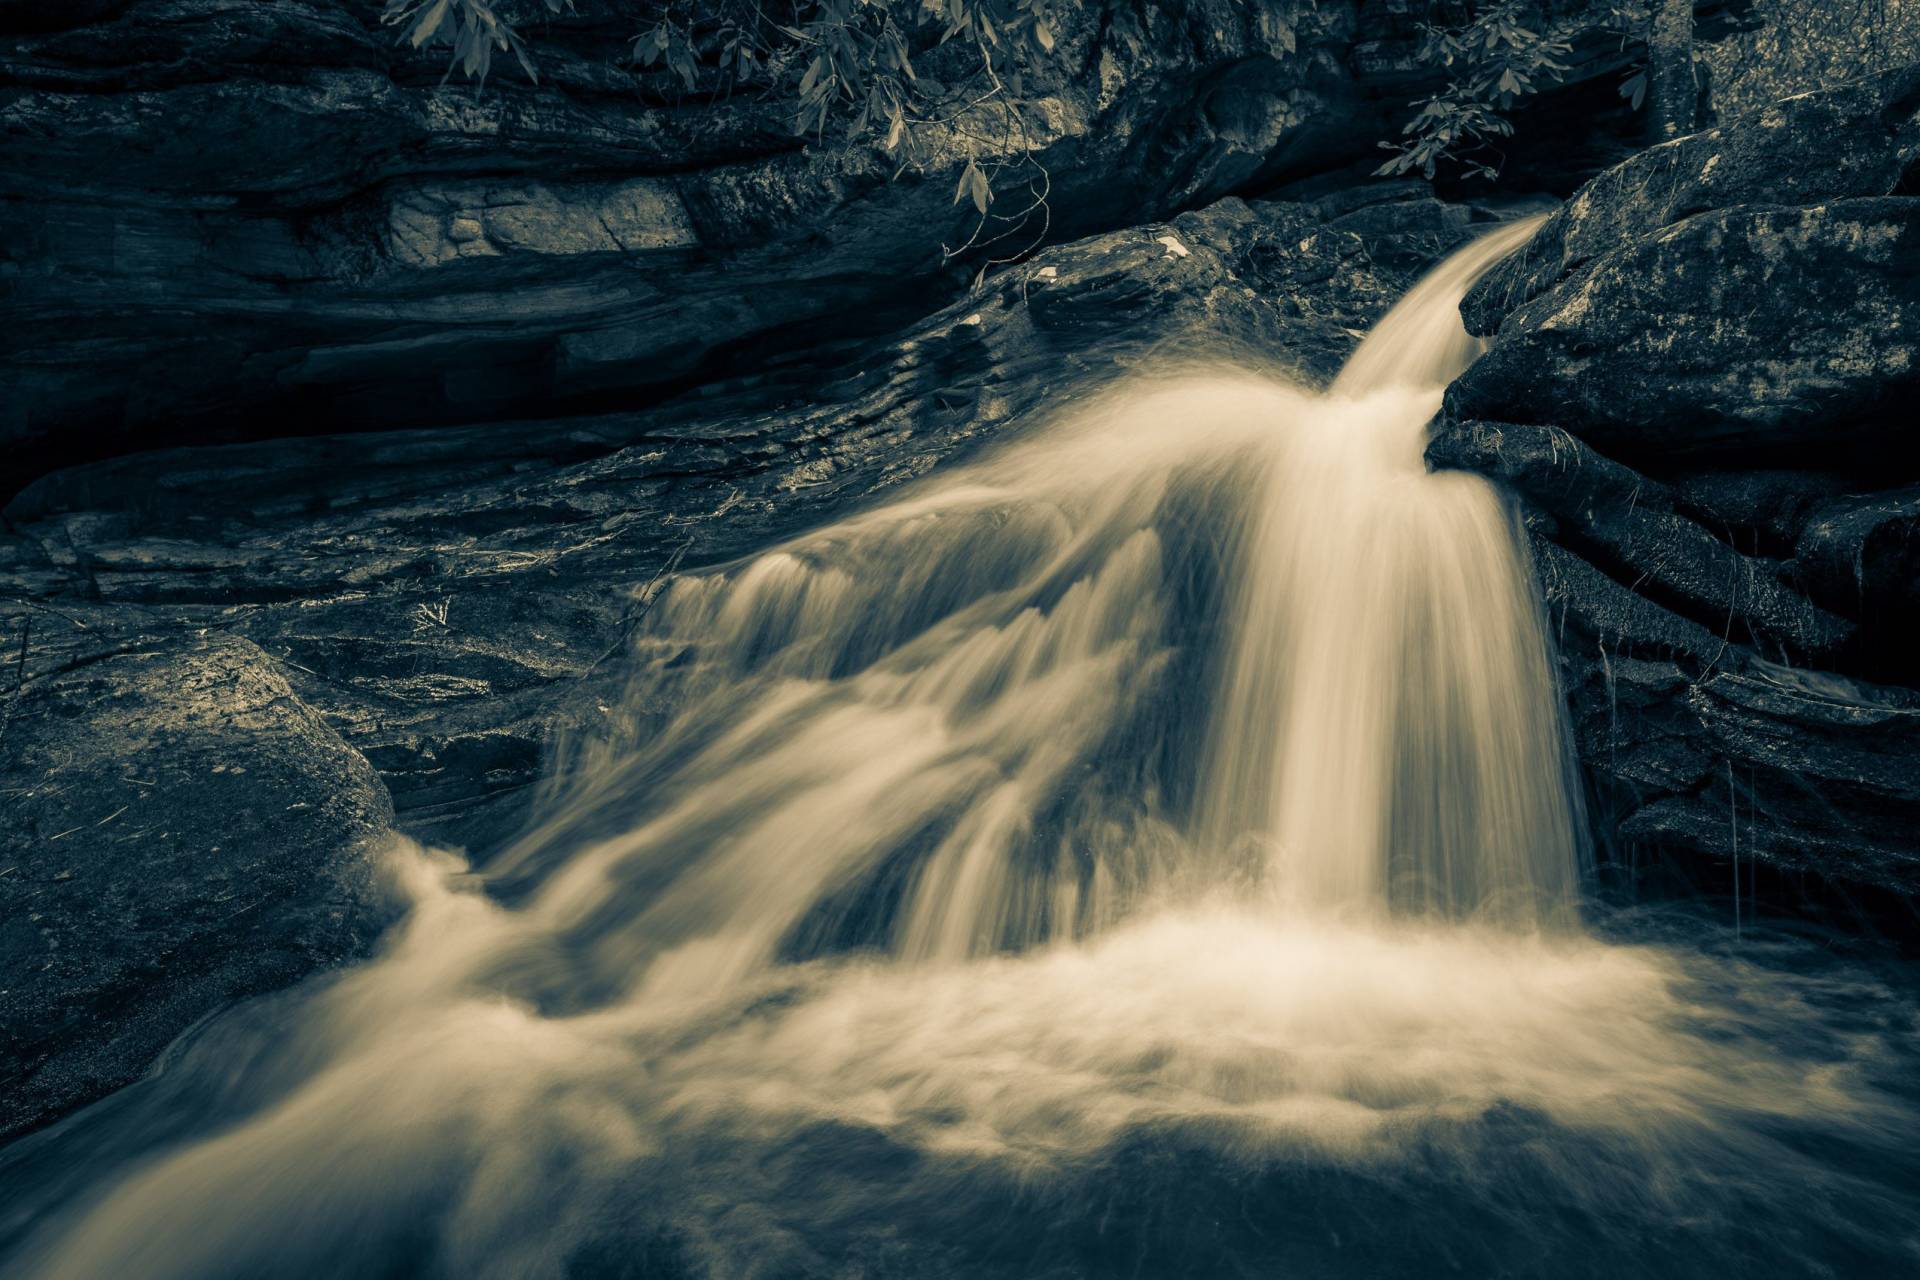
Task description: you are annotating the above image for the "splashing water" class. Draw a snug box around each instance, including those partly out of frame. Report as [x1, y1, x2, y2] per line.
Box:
[5, 219, 1917, 1280]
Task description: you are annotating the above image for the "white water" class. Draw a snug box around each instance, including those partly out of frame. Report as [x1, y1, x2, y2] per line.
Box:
[7, 218, 1916, 1279]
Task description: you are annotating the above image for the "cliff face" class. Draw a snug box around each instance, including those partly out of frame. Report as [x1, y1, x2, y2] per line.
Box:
[1433, 67, 1920, 904]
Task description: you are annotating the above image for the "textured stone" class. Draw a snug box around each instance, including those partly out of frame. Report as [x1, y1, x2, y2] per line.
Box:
[0, 605, 394, 1142]
[1462, 66, 1920, 336]
[1450, 198, 1920, 457]
[1430, 68, 1920, 901]
[5, 190, 1488, 847]
[0, 0, 1388, 488]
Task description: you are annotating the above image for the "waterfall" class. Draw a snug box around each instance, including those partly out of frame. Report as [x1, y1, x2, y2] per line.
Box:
[1202, 214, 1584, 921]
[10, 216, 1912, 1280]
[480, 213, 1574, 992]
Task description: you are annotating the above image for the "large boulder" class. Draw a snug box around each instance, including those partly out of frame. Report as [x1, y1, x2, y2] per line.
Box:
[1451, 198, 1920, 457]
[1451, 67, 1920, 457]
[1431, 68, 1920, 904]
[0, 601, 393, 1142]
[1460, 66, 1920, 335]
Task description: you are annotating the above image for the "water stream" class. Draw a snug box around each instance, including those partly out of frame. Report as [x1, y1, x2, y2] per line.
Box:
[3, 219, 1916, 1279]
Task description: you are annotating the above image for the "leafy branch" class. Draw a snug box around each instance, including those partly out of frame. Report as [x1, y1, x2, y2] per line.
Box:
[1376, 0, 1579, 182]
[381, 0, 571, 84]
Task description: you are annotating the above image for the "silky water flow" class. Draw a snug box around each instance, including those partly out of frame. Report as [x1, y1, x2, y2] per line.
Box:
[5, 217, 1917, 1280]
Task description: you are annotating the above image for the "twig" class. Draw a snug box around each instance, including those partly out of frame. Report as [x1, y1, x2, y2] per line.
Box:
[587, 538, 696, 675]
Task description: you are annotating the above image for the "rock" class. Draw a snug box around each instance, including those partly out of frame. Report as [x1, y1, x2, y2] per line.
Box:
[1667, 468, 1850, 556]
[1429, 420, 1920, 897]
[1795, 487, 1920, 673]
[0, 0, 1741, 494]
[0, 0, 1390, 489]
[5, 190, 1489, 846]
[1462, 66, 1920, 336]
[1452, 67, 1920, 461]
[1427, 419, 1854, 667]
[1431, 68, 1920, 902]
[1449, 197, 1920, 458]
[0, 603, 393, 1142]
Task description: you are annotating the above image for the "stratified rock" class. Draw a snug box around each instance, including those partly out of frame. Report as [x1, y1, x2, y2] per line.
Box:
[0, 603, 393, 1142]
[1428, 419, 1853, 666]
[5, 190, 1488, 843]
[0, 0, 1386, 486]
[1532, 542, 1920, 897]
[1432, 69, 1920, 902]
[1429, 420, 1920, 896]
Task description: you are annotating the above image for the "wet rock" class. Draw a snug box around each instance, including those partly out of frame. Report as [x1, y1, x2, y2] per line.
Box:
[5, 190, 1488, 843]
[1428, 419, 1854, 666]
[1433, 68, 1920, 902]
[1509, 533, 1920, 897]
[1450, 197, 1920, 459]
[1462, 66, 1920, 336]
[0, 602, 393, 1142]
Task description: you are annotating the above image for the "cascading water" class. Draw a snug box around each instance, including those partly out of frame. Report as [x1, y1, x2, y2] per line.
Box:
[4, 220, 1916, 1280]
[1201, 216, 1583, 922]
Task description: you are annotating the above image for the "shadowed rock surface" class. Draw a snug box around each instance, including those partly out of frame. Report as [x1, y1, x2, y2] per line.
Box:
[7, 188, 1490, 844]
[1, 0, 1395, 483]
[0, 605, 393, 1142]
[1432, 68, 1920, 904]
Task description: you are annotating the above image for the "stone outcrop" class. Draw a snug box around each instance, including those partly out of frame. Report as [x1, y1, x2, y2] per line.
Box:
[7, 187, 1490, 849]
[1432, 68, 1920, 902]
[0, 605, 393, 1141]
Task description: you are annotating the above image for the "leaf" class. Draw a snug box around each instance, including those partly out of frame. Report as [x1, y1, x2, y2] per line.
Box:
[954, 159, 979, 206]
[954, 159, 990, 214]
[1620, 70, 1648, 111]
[409, 0, 450, 47]
[1033, 20, 1054, 52]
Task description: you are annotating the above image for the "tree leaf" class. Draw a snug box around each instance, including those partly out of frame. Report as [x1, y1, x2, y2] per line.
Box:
[1620, 70, 1648, 110]
[409, 0, 450, 47]
[954, 159, 979, 206]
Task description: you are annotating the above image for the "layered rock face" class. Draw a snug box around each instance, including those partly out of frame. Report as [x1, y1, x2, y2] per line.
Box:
[1433, 67, 1920, 902]
[1, 0, 1390, 483]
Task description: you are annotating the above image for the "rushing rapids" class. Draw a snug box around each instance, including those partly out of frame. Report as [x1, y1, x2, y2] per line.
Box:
[3, 220, 1917, 1280]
